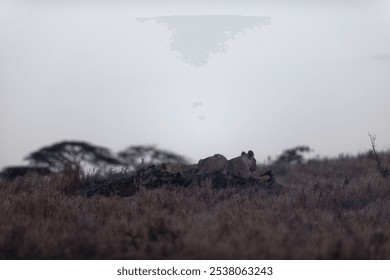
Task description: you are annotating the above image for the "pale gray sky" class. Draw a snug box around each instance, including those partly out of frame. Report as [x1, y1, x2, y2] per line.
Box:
[1, 0, 390, 167]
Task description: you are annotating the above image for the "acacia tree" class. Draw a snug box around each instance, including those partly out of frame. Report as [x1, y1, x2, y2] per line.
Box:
[25, 141, 122, 172]
[118, 145, 188, 170]
[275, 145, 312, 164]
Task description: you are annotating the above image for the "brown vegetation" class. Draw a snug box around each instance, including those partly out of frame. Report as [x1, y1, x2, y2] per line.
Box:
[1, 152, 390, 259]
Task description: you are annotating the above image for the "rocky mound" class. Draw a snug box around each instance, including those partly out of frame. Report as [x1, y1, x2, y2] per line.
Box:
[76, 165, 277, 197]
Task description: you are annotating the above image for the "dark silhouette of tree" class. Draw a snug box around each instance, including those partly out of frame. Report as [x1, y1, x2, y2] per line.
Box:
[118, 145, 189, 170]
[276, 145, 312, 164]
[25, 141, 122, 172]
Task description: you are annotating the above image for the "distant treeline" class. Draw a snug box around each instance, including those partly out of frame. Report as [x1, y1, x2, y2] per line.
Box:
[0, 141, 189, 179]
[0, 140, 315, 180]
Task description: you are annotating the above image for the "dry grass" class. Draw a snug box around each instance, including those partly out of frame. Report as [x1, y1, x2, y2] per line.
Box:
[1, 153, 390, 259]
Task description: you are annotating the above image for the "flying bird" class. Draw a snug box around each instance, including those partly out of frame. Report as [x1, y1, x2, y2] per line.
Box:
[189, 101, 203, 109]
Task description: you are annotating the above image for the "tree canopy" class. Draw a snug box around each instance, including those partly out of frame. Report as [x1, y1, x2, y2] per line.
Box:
[23, 141, 188, 172]
[25, 141, 122, 172]
[275, 145, 312, 164]
[118, 145, 189, 170]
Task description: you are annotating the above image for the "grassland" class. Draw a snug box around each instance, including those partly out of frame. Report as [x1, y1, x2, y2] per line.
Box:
[1, 153, 390, 259]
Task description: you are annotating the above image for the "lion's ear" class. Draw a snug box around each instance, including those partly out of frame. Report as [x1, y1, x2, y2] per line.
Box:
[248, 150, 254, 159]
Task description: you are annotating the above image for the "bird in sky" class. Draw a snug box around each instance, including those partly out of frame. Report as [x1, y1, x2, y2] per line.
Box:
[189, 101, 203, 109]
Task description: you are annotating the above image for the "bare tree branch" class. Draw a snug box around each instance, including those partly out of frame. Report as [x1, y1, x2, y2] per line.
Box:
[369, 133, 389, 178]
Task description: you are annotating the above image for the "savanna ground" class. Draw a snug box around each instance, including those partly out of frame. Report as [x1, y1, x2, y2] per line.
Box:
[1, 152, 390, 259]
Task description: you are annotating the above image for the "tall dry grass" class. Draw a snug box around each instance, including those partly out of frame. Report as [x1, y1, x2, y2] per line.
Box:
[1, 153, 390, 259]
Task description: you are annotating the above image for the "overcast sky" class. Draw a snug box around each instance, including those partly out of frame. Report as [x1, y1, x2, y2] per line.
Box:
[1, 0, 390, 167]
